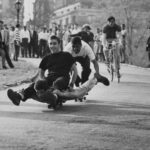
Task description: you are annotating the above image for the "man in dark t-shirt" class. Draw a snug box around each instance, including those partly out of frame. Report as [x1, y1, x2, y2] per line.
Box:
[103, 23, 121, 40]
[7, 35, 77, 107]
[102, 16, 121, 77]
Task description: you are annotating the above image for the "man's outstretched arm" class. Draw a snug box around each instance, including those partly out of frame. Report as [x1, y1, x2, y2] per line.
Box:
[53, 77, 97, 99]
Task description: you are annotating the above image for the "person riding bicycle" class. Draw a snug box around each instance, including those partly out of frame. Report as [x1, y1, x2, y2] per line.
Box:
[102, 16, 121, 77]
[64, 36, 110, 86]
[7, 35, 78, 107]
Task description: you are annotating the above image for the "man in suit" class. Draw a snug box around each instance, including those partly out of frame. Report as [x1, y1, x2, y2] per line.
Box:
[0, 20, 7, 69]
[1, 24, 14, 68]
[28, 25, 34, 58]
[32, 26, 39, 58]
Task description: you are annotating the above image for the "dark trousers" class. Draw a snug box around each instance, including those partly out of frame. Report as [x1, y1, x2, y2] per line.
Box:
[39, 39, 47, 58]
[32, 42, 38, 57]
[14, 41, 20, 61]
[3, 44, 14, 67]
[22, 38, 29, 57]
[75, 56, 91, 84]
[0, 48, 6, 67]
[22, 75, 70, 102]
[28, 42, 33, 58]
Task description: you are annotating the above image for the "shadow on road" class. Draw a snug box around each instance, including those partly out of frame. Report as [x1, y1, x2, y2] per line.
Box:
[1, 99, 150, 123]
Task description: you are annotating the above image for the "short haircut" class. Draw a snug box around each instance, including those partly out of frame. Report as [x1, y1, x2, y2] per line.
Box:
[107, 16, 115, 22]
[71, 36, 82, 45]
[50, 35, 61, 44]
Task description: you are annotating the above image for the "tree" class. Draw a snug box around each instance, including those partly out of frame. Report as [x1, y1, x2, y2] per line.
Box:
[120, 0, 134, 63]
[33, 0, 54, 28]
[120, 0, 150, 65]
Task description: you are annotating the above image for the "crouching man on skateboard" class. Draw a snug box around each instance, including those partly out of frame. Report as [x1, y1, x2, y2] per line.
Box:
[7, 35, 78, 108]
[7, 36, 109, 109]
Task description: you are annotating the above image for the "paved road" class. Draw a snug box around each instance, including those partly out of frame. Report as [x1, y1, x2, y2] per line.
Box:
[0, 58, 150, 150]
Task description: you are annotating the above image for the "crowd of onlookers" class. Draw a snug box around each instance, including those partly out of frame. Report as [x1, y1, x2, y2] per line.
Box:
[0, 19, 128, 70]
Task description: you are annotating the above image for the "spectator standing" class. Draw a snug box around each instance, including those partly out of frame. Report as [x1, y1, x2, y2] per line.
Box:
[38, 27, 49, 57]
[28, 25, 34, 58]
[56, 27, 63, 51]
[1, 24, 14, 68]
[120, 24, 127, 63]
[32, 26, 39, 58]
[0, 20, 7, 69]
[20, 26, 30, 58]
[14, 24, 21, 61]
[71, 24, 80, 34]
[94, 28, 105, 62]
[63, 26, 71, 48]
[9, 26, 15, 59]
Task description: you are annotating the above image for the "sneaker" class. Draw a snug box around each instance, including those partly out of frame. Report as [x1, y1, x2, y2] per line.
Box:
[7, 89, 22, 106]
[95, 73, 110, 86]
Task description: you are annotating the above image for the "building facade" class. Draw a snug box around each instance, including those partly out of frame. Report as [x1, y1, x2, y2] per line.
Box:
[32, 0, 102, 28]
[53, 0, 78, 10]
[50, 1, 102, 26]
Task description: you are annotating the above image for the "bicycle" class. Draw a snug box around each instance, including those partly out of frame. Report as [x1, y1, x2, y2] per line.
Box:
[106, 40, 121, 83]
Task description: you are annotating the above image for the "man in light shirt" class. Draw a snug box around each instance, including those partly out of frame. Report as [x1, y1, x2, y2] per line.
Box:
[64, 36, 109, 86]
[20, 26, 30, 57]
[14, 24, 21, 61]
[38, 27, 49, 57]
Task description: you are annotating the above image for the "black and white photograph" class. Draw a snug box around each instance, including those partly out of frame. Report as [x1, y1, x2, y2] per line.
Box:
[0, 0, 150, 149]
